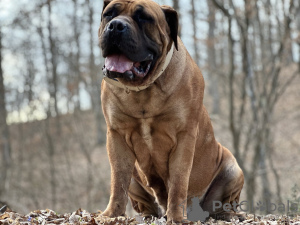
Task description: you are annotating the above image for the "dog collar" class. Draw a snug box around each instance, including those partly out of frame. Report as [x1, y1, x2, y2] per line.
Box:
[103, 44, 174, 92]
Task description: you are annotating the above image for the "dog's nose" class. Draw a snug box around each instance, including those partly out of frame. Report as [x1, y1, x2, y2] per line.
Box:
[107, 19, 127, 33]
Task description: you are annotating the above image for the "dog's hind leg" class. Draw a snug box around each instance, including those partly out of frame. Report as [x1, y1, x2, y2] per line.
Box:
[128, 178, 162, 218]
[200, 147, 245, 221]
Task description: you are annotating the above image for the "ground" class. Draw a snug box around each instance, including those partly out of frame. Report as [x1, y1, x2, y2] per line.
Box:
[1, 208, 300, 225]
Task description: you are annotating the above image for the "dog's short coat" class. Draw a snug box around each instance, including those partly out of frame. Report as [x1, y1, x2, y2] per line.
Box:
[98, 0, 244, 222]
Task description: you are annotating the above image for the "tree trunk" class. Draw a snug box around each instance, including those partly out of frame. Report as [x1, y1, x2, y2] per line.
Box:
[172, 0, 181, 38]
[190, 0, 200, 66]
[47, 0, 60, 133]
[0, 27, 11, 199]
[73, 0, 81, 111]
[206, 0, 220, 114]
[211, 0, 298, 205]
[45, 115, 57, 210]
[46, 1, 58, 208]
[87, 0, 105, 145]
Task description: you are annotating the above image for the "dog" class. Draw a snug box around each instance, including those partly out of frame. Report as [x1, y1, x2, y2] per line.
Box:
[98, 0, 244, 222]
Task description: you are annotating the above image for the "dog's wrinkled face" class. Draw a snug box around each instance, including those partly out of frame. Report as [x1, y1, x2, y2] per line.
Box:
[99, 0, 178, 85]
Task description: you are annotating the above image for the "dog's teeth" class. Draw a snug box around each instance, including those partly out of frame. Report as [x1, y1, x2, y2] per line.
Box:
[133, 67, 144, 77]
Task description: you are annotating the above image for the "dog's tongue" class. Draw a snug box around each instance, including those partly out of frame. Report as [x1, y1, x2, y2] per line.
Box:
[105, 54, 134, 73]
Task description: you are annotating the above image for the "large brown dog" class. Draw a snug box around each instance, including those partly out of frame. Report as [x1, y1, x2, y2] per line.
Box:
[98, 0, 244, 222]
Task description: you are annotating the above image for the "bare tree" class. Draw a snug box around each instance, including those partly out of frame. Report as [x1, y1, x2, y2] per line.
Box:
[47, 0, 60, 133]
[206, 0, 220, 114]
[212, 0, 300, 209]
[36, 0, 60, 209]
[0, 26, 12, 201]
[172, 0, 181, 38]
[44, 114, 57, 209]
[72, 0, 82, 111]
[0, 0, 109, 213]
[190, 0, 200, 65]
[87, 0, 105, 145]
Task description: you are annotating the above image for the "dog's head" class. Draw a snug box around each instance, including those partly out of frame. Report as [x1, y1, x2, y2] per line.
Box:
[99, 0, 178, 87]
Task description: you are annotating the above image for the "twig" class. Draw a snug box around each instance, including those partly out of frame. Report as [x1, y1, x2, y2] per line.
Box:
[0, 205, 7, 213]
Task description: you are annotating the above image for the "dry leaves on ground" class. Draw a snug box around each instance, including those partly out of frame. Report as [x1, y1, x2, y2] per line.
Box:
[1, 208, 300, 224]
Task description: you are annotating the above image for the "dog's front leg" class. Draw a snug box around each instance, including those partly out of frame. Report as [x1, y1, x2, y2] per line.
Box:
[166, 131, 196, 223]
[101, 128, 136, 217]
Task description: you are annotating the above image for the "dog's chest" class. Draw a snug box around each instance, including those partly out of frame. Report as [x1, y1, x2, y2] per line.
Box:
[132, 116, 177, 180]
[136, 117, 175, 152]
[140, 118, 153, 151]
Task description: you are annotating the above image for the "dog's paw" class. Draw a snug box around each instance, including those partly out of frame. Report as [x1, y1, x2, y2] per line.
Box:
[166, 216, 184, 224]
[101, 209, 125, 218]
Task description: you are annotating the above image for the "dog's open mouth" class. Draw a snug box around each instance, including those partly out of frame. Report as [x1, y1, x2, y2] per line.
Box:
[103, 54, 153, 79]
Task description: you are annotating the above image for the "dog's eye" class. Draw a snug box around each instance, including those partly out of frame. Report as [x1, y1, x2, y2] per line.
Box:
[138, 13, 153, 23]
[134, 7, 153, 24]
[103, 10, 114, 19]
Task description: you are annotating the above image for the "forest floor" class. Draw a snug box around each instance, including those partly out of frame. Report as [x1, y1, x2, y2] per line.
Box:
[1, 208, 300, 225]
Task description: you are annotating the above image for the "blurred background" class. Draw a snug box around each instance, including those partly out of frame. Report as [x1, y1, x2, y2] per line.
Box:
[0, 0, 300, 215]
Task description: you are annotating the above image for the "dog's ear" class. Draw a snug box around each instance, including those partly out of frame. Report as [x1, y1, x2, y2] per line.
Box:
[161, 5, 179, 50]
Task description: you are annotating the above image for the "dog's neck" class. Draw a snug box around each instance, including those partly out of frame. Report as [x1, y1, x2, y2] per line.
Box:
[103, 44, 174, 93]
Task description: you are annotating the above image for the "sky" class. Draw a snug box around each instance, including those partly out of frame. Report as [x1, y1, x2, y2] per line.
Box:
[0, 0, 14, 22]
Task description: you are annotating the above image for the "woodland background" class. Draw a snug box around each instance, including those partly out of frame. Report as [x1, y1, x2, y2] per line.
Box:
[0, 0, 300, 216]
